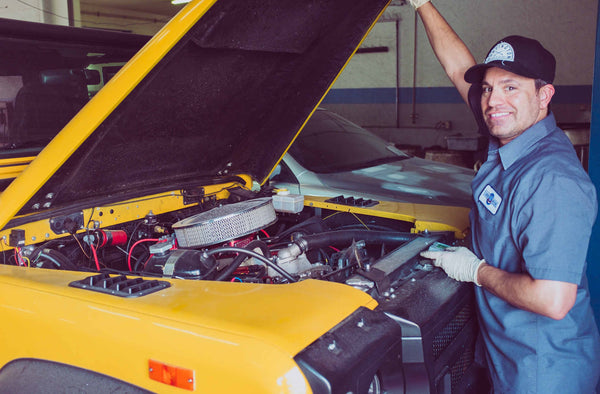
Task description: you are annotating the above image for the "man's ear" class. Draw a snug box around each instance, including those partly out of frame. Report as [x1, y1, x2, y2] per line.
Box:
[538, 84, 555, 109]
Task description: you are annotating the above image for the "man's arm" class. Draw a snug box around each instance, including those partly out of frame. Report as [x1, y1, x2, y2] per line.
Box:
[477, 262, 578, 320]
[421, 247, 578, 320]
[413, 1, 476, 104]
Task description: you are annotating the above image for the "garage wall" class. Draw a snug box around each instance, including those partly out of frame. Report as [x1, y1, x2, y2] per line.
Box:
[0, 0, 74, 25]
[2, 0, 596, 152]
[79, 2, 168, 35]
[324, 0, 598, 150]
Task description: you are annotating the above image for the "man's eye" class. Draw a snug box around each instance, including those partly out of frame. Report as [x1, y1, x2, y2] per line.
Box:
[482, 87, 492, 93]
[506, 86, 516, 91]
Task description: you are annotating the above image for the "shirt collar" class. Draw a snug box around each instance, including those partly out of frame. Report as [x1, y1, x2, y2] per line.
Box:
[494, 113, 557, 170]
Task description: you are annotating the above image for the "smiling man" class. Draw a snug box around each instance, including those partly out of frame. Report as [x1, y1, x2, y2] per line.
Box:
[470, 36, 556, 147]
[409, 1, 600, 393]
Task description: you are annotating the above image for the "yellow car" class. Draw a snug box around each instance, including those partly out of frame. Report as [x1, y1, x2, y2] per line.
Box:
[0, 0, 481, 393]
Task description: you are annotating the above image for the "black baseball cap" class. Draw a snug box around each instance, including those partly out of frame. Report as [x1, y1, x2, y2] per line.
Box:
[464, 35, 556, 84]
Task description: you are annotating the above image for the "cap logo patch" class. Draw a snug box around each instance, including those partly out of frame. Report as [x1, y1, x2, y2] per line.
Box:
[485, 41, 515, 64]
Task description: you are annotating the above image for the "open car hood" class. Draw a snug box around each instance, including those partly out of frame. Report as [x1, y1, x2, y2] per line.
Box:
[0, 0, 389, 228]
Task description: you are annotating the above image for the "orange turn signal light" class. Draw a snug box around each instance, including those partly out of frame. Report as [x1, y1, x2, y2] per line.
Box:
[149, 359, 195, 391]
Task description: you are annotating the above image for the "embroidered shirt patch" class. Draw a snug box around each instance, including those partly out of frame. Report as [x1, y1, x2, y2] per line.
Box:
[478, 184, 502, 215]
[485, 41, 515, 64]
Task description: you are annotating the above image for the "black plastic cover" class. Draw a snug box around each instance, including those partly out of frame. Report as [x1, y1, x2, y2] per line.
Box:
[294, 306, 403, 394]
[69, 273, 170, 298]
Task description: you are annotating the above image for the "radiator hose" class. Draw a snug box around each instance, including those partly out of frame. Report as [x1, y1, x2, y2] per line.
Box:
[278, 230, 416, 261]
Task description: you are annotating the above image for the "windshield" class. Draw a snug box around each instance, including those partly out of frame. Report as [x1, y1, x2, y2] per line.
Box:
[288, 109, 409, 173]
[0, 28, 144, 154]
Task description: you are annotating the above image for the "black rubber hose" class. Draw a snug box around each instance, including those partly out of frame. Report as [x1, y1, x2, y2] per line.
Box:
[274, 216, 327, 239]
[207, 246, 296, 283]
[291, 230, 416, 253]
[214, 240, 270, 281]
[34, 248, 77, 270]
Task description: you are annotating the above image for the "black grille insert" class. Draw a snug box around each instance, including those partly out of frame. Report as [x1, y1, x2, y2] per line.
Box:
[325, 195, 379, 207]
[69, 273, 170, 298]
[432, 302, 474, 359]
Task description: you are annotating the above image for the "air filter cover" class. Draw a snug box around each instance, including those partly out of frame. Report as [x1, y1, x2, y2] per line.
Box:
[172, 198, 277, 248]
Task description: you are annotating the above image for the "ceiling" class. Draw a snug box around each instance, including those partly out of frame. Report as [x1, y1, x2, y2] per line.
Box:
[80, 0, 408, 35]
[83, 0, 186, 18]
[85, 0, 408, 19]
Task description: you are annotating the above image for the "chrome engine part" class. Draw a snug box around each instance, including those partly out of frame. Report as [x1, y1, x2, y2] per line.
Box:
[172, 197, 277, 248]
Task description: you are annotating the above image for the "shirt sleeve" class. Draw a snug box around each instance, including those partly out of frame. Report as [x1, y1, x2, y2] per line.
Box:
[512, 170, 597, 284]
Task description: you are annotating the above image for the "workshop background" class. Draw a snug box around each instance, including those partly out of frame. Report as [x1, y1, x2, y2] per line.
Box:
[2, 0, 600, 329]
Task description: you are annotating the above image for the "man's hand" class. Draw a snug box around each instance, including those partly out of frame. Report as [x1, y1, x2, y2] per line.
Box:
[420, 246, 485, 286]
[408, 0, 431, 9]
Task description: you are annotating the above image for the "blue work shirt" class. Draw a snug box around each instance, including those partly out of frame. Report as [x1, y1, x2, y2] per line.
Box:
[470, 113, 600, 394]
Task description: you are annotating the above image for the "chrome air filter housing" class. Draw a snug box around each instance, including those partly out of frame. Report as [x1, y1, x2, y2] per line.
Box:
[172, 198, 277, 248]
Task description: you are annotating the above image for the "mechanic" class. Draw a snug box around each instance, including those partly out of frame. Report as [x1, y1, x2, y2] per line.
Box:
[410, 1, 600, 392]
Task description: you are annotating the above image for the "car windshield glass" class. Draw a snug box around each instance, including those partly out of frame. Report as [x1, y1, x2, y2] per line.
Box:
[0, 32, 142, 155]
[288, 109, 409, 173]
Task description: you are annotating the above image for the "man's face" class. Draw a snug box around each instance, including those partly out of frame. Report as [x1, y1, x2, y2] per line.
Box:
[480, 67, 550, 146]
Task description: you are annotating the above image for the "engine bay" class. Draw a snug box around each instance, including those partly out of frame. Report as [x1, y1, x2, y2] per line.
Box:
[3, 191, 456, 298]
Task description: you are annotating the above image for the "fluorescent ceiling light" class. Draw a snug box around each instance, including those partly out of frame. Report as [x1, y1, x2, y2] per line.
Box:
[171, 0, 191, 4]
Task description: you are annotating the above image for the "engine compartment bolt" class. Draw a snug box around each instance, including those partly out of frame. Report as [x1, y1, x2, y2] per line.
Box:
[328, 341, 337, 351]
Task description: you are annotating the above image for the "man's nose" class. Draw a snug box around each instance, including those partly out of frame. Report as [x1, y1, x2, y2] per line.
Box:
[485, 87, 504, 107]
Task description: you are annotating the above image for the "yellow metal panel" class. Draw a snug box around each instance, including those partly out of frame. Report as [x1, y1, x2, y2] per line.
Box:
[0, 156, 35, 166]
[0, 156, 34, 180]
[0, 265, 376, 392]
[0, 164, 27, 180]
[0, 176, 251, 249]
[303, 195, 471, 239]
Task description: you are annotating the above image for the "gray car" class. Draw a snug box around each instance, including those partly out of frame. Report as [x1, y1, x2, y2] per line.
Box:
[271, 108, 475, 207]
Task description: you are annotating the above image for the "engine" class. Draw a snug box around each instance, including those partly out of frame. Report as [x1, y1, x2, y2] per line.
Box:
[11, 196, 428, 289]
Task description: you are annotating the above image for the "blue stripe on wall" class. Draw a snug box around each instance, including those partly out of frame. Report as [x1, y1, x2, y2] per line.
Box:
[323, 85, 592, 105]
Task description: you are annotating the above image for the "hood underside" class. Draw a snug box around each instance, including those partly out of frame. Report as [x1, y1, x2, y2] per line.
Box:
[6, 0, 389, 221]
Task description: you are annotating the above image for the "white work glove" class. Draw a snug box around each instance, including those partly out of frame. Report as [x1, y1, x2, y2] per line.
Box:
[420, 246, 485, 286]
[408, 0, 431, 9]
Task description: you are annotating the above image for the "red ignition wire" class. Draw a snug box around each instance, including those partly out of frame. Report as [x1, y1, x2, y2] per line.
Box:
[90, 244, 101, 271]
[143, 254, 154, 270]
[14, 248, 20, 266]
[128, 238, 160, 271]
[260, 229, 270, 238]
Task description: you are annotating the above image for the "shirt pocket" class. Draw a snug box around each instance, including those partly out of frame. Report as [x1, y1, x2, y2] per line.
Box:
[473, 204, 501, 262]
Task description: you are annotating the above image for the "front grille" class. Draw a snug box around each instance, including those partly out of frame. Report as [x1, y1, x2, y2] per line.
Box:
[450, 337, 476, 393]
[432, 302, 474, 359]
